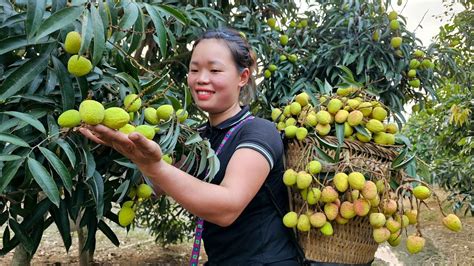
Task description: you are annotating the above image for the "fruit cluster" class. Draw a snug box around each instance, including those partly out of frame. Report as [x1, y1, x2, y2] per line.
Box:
[406, 49, 434, 88]
[118, 183, 154, 227]
[57, 94, 188, 140]
[64, 31, 93, 77]
[282, 161, 463, 254]
[271, 90, 398, 145]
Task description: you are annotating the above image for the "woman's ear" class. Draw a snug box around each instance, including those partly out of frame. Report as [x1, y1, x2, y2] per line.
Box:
[238, 68, 250, 88]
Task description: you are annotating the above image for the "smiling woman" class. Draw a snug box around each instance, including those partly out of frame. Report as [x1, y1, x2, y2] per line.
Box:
[80, 28, 300, 265]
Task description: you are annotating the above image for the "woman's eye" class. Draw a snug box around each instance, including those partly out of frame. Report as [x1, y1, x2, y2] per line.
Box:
[190, 69, 198, 72]
[211, 69, 220, 72]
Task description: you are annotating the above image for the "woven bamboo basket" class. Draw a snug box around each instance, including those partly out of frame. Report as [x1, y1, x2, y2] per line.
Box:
[285, 136, 401, 264]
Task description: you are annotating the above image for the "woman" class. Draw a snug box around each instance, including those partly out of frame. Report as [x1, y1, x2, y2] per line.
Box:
[80, 28, 299, 265]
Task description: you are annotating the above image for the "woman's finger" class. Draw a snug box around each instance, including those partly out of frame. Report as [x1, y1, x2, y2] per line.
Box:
[78, 127, 108, 146]
[129, 132, 162, 160]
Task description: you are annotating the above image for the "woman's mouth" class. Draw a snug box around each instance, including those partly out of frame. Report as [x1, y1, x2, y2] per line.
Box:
[195, 89, 214, 100]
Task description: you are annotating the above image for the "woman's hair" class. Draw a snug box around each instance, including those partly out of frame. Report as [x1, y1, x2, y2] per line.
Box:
[192, 28, 257, 105]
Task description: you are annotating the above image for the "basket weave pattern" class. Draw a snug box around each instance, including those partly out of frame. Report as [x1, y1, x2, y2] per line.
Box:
[285, 136, 400, 264]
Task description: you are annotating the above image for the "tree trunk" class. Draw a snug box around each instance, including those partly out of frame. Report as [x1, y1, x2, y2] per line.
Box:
[78, 226, 90, 266]
[11, 244, 31, 266]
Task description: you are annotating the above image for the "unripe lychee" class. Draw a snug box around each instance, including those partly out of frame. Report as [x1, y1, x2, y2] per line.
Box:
[123, 94, 142, 112]
[276, 122, 286, 131]
[388, 11, 398, 20]
[395, 214, 410, 228]
[67, 55, 93, 77]
[340, 201, 356, 219]
[307, 160, 322, 175]
[361, 180, 378, 200]
[137, 183, 153, 199]
[285, 117, 297, 127]
[349, 190, 360, 202]
[358, 102, 373, 117]
[118, 207, 135, 227]
[370, 213, 386, 228]
[348, 172, 365, 190]
[283, 169, 297, 186]
[333, 172, 349, 192]
[162, 154, 173, 164]
[79, 100, 104, 125]
[320, 186, 338, 203]
[264, 69, 271, 78]
[389, 19, 400, 31]
[413, 49, 425, 58]
[297, 214, 311, 232]
[305, 113, 317, 127]
[58, 109, 81, 128]
[334, 109, 349, 123]
[320, 222, 333, 236]
[408, 69, 417, 78]
[335, 215, 349, 225]
[405, 209, 418, 224]
[409, 79, 421, 88]
[280, 34, 289, 46]
[324, 203, 339, 221]
[290, 102, 302, 115]
[102, 107, 130, 129]
[413, 185, 431, 200]
[306, 188, 321, 205]
[374, 132, 388, 145]
[385, 217, 401, 233]
[353, 198, 371, 216]
[369, 194, 380, 207]
[371, 106, 387, 121]
[310, 212, 327, 228]
[373, 227, 391, 243]
[366, 119, 385, 133]
[406, 235, 425, 254]
[391, 37, 402, 49]
[119, 124, 135, 134]
[296, 127, 308, 141]
[376, 179, 385, 194]
[267, 18, 276, 28]
[442, 214, 462, 232]
[347, 110, 364, 126]
[176, 109, 188, 122]
[296, 171, 312, 189]
[268, 64, 277, 72]
[388, 232, 402, 246]
[316, 110, 331, 125]
[315, 123, 331, 136]
[64, 31, 82, 54]
[134, 125, 156, 140]
[156, 104, 174, 121]
[288, 54, 297, 63]
[295, 92, 309, 107]
[356, 128, 372, 143]
[382, 199, 397, 215]
[282, 211, 298, 228]
[327, 99, 343, 114]
[271, 108, 283, 122]
[344, 122, 354, 137]
[144, 107, 159, 125]
[285, 125, 298, 138]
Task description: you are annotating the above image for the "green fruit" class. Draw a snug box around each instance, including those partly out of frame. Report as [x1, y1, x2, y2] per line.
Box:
[320, 222, 333, 236]
[389, 20, 400, 31]
[372, 30, 380, 41]
[295, 92, 309, 107]
[268, 64, 278, 72]
[283, 169, 297, 186]
[276, 121, 286, 131]
[162, 154, 173, 164]
[369, 213, 386, 228]
[64, 31, 81, 54]
[409, 79, 421, 88]
[122, 200, 135, 209]
[421, 59, 433, 69]
[409, 59, 421, 69]
[334, 109, 349, 123]
[290, 102, 302, 115]
[390, 37, 402, 49]
[366, 119, 385, 133]
[288, 54, 297, 63]
[289, 21, 296, 28]
[297, 214, 311, 232]
[388, 232, 402, 246]
[406, 235, 425, 254]
[118, 207, 135, 227]
[79, 100, 104, 125]
[156, 104, 174, 121]
[137, 183, 153, 199]
[134, 125, 156, 140]
[316, 110, 331, 125]
[371, 106, 387, 121]
[442, 214, 462, 232]
[413, 185, 431, 200]
[388, 11, 398, 20]
[296, 171, 312, 189]
[408, 69, 417, 78]
[282, 211, 298, 228]
[264, 69, 272, 78]
[176, 109, 188, 122]
[144, 107, 159, 125]
[344, 122, 353, 137]
[58, 109, 81, 128]
[333, 172, 349, 192]
[119, 124, 135, 134]
[358, 102, 373, 117]
[271, 108, 283, 122]
[355, 128, 372, 142]
[347, 110, 364, 126]
[386, 218, 401, 233]
[285, 117, 297, 127]
[307, 160, 322, 175]
[327, 98, 343, 114]
[67, 55, 92, 77]
[124, 94, 142, 112]
[296, 127, 308, 141]
[267, 18, 276, 28]
[348, 172, 365, 190]
[102, 107, 130, 129]
[413, 49, 425, 58]
[315, 123, 331, 136]
[307, 188, 321, 205]
[279, 55, 287, 61]
[280, 34, 289, 46]
[385, 123, 398, 134]
[373, 227, 390, 243]
[405, 209, 418, 224]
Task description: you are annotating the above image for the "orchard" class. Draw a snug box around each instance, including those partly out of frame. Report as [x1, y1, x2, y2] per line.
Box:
[0, 0, 472, 265]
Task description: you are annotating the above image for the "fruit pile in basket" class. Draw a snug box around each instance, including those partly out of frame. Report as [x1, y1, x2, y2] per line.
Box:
[272, 89, 462, 255]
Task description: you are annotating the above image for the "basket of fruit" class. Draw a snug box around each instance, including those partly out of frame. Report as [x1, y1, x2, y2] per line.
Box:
[275, 91, 408, 264]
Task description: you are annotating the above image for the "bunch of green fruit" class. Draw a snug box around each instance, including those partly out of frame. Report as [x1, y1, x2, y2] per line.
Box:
[272, 90, 399, 145]
[118, 183, 155, 227]
[281, 160, 463, 254]
[406, 49, 435, 88]
[386, 11, 403, 53]
[63, 31, 93, 77]
[57, 93, 189, 141]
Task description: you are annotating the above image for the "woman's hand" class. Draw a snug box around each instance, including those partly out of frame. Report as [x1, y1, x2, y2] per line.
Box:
[78, 125, 163, 175]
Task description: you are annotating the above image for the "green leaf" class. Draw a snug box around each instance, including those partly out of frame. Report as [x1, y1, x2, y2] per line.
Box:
[335, 123, 344, 147]
[34, 6, 84, 41]
[91, 6, 105, 65]
[145, 4, 167, 58]
[27, 158, 60, 207]
[22, 199, 52, 230]
[392, 153, 416, 170]
[0, 35, 53, 55]
[97, 220, 120, 247]
[0, 155, 23, 161]
[315, 146, 336, 163]
[111, 2, 138, 42]
[79, 9, 93, 56]
[0, 55, 49, 101]
[82, 144, 96, 179]
[128, 7, 144, 54]
[39, 147, 73, 194]
[0, 133, 30, 147]
[8, 219, 34, 254]
[52, 56, 75, 111]
[113, 158, 137, 169]
[50, 200, 72, 251]
[354, 125, 371, 138]
[185, 133, 203, 146]
[314, 134, 338, 150]
[156, 4, 188, 25]
[2, 111, 46, 134]
[337, 65, 355, 83]
[391, 146, 408, 168]
[0, 159, 24, 194]
[86, 171, 104, 219]
[56, 138, 76, 167]
[26, 0, 46, 39]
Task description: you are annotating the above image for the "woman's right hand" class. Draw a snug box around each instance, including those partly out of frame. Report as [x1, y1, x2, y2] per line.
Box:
[79, 124, 164, 176]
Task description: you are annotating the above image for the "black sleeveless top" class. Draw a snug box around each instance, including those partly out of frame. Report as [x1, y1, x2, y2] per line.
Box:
[198, 106, 297, 265]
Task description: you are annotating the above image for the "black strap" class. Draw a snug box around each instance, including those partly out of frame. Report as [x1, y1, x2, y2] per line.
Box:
[264, 183, 307, 265]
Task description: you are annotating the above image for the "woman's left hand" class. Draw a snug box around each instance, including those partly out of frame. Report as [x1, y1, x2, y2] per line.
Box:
[79, 125, 163, 174]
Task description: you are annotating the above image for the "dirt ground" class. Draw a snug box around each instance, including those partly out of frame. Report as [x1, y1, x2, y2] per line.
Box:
[0, 188, 472, 265]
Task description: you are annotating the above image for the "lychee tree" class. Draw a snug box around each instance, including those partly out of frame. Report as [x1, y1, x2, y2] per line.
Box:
[0, 0, 224, 263]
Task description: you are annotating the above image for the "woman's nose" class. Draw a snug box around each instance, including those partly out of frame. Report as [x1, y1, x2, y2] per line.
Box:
[196, 71, 210, 84]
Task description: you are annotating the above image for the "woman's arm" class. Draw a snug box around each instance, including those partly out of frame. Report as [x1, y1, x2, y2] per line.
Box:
[80, 125, 270, 226]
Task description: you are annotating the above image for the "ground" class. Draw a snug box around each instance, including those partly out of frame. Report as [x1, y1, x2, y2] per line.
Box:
[0, 188, 472, 265]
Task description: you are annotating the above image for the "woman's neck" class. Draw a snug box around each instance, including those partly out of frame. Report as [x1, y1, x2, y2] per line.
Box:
[208, 103, 242, 126]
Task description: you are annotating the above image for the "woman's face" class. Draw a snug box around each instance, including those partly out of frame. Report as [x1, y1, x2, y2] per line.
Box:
[187, 39, 248, 114]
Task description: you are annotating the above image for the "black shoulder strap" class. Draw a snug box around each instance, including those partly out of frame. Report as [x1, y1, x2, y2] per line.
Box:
[264, 183, 307, 265]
